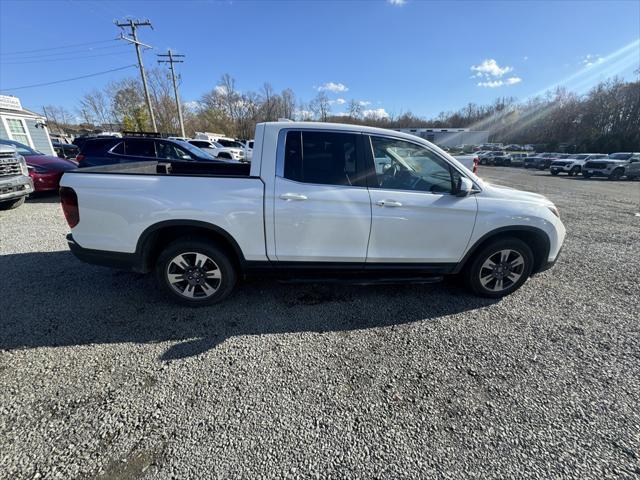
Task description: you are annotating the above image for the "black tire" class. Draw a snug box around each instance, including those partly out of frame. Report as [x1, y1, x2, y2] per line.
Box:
[582, 172, 592, 179]
[217, 152, 232, 160]
[551, 170, 559, 176]
[155, 238, 237, 306]
[465, 237, 534, 298]
[568, 166, 580, 176]
[0, 196, 26, 210]
[608, 169, 623, 181]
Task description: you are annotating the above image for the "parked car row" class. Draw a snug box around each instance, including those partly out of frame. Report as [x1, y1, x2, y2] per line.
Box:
[552, 152, 640, 180]
[0, 139, 78, 193]
[475, 147, 640, 180]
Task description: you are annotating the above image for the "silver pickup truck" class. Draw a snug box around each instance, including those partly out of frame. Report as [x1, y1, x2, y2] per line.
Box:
[0, 144, 33, 210]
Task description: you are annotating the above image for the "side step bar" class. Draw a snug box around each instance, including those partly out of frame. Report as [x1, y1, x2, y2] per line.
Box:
[277, 276, 444, 286]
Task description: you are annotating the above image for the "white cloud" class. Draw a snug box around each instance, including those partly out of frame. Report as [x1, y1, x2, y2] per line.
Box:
[294, 109, 314, 120]
[335, 98, 346, 105]
[358, 100, 372, 106]
[363, 108, 389, 119]
[316, 82, 349, 93]
[387, 0, 406, 5]
[183, 100, 202, 112]
[477, 76, 522, 88]
[334, 112, 351, 117]
[214, 85, 228, 95]
[582, 54, 604, 67]
[471, 59, 513, 78]
[523, 56, 529, 61]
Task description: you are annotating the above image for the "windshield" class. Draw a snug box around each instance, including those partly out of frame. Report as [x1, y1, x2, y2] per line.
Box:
[175, 140, 215, 160]
[608, 153, 631, 160]
[217, 139, 243, 148]
[0, 139, 43, 156]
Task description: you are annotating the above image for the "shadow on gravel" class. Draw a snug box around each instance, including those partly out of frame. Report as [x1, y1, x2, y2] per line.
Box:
[0, 251, 497, 361]
[26, 192, 60, 203]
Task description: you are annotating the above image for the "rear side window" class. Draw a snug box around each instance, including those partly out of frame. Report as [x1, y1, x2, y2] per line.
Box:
[125, 139, 156, 158]
[81, 139, 118, 154]
[189, 140, 210, 148]
[283, 130, 360, 186]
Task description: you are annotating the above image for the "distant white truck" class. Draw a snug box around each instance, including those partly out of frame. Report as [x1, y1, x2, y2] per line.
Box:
[188, 137, 246, 161]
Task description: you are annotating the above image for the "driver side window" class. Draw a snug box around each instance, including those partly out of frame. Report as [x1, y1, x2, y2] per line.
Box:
[369, 136, 455, 193]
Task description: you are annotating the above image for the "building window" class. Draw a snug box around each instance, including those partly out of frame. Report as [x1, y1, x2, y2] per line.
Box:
[3, 117, 32, 147]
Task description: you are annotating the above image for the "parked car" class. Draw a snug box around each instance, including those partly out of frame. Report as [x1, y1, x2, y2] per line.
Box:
[0, 144, 33, 209]
[61, 121, 565, 305]
[52, 141, 79, 159]
[524, 153, 567, 170]
[549, 153, 608, 176]
[504, 144, 522, 151]
[580, 152, 640, 180]
[0, 139, 77, 192]
[76, 136, 225, 167]
[478, 151, 506, 165]
[187, 139, 246, 161]
[506, 153, 528, 167]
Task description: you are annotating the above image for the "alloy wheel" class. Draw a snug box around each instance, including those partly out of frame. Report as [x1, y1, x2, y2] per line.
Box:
[166, 252, 222, 299]
[479, 249, 525, 292]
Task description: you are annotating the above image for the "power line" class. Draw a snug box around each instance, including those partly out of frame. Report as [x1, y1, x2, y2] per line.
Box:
[0, 39, 117, 56]
[3, 43, 129, 61]
[1, 50, 132, 65]
[0, 65, 136, 92]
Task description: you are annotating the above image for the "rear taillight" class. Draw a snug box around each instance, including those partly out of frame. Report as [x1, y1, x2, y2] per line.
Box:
[60, 187, 79, 228]
[473, 157, 479, 174]
[75, 153, 85, 165]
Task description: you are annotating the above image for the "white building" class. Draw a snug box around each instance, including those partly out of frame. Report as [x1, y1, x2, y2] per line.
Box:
[393, 127, 489, 147]
[0, 95, 55, 155]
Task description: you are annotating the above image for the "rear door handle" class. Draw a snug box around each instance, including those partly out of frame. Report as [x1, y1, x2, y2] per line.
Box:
[280, 193, 308, 201]
[376, 199, 403, 207]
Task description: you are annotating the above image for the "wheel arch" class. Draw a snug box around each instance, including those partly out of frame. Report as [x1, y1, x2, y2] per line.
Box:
[454, 226, 551, 275]
[136, 220, 246, 273]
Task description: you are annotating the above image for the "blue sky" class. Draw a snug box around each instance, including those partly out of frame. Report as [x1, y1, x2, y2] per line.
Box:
[1, 0, 638, 120]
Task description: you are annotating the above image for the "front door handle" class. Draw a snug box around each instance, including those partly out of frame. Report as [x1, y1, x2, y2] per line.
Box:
[280, 193, 308, 201]
[376, 199, 403, 207]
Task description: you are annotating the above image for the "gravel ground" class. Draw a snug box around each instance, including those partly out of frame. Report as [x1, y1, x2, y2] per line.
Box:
[1, 168, 639, 479]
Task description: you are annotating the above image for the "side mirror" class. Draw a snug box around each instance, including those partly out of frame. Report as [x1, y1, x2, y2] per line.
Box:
[455, 176, 474, 197]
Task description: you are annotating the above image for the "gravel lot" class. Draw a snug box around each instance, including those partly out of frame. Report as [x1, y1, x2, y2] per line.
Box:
[1, 168, 639, 479]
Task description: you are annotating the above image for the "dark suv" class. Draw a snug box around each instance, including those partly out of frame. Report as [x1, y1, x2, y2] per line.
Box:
[76, 136, 222, 167]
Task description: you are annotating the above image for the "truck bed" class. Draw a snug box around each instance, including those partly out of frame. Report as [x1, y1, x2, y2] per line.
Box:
[75, 160, 252, 177]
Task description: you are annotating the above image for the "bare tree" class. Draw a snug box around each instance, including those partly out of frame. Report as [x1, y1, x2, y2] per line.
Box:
[347, 99, 363, 119]
[310, 91, 331, 121]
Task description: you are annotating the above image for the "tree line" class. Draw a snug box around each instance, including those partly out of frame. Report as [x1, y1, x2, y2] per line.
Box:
[42, 73, 639, 152]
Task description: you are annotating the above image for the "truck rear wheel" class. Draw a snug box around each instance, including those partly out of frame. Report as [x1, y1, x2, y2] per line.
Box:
[156, 239, 237, 306]
[0, 196, 26, 210]
[465, 237, 534, 298]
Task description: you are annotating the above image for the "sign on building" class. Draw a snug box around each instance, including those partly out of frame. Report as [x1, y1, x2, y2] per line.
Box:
[0, 95, 23, 111]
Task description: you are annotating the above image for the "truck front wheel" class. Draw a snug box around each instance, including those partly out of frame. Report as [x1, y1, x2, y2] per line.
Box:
[0, 196, 26, 210]
[465, 237, 534, 298]
[156, 239, 237, 306]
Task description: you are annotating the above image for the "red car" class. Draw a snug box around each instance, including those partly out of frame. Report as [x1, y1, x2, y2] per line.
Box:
[0, 139, 77, 192]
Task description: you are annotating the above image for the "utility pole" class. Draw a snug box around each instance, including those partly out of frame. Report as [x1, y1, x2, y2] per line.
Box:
[158, 49, 186, 138]
[116, 19, 157, 132]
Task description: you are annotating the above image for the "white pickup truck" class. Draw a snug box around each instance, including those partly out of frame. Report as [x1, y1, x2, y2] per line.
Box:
[60, 122, 565, 305]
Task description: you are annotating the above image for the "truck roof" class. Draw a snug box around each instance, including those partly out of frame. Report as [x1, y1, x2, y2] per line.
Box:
[258, 121, 442, 144]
